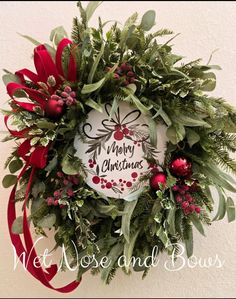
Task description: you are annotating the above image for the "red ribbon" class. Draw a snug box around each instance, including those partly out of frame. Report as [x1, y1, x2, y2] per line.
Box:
[8, 164, 80, 292]
[5, 38, 81, 292]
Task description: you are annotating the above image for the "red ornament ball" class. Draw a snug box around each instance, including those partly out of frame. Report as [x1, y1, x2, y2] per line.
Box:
[169, 157, 192, 178]
[45, 98, 64, 119]
[150, 172, 167, 191]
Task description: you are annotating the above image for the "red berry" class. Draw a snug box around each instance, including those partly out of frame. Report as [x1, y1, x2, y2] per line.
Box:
[127, 71, 134, 77]
[121, 188, 124, 191]
[88, 159, 92, 163]
[131, 172, 138, 178]
[101, 185, 105, 189]
[114, 130, 124, 141]
[61, 91, 69, 98]
[195, 206, 201, 214]
[69, 91, 76, 98]
[89, 164, 94, 168]
[189, 205, 196, 212]
[122, 128, 129, 135]
[67, 188, 74, 197]
[126, 181, 132, 187]
[185, 193, 192, 201]
[63, 179, 69, 186]
[120, 63, 130, 72]
[47, 197, 54, 206]
[181, 201, 189, 209]
[129, 77, 136, 83]
[182, 185, 190, 191]
[51, 94, 61, 101]
[122, 80, 129, 86]
[172, 185, 179, 192]
[72, 178, 79, 185]
[57, 171, 64, 178]
[119, 179, 123, 182]
[54, 190, 61, 197]
[176, 195, 182, 203]
[92, 176, 100, 184]
[129, 131, 134, 136]
[114, 73, 120, 80]
[64, 86, 72, 93]
[58, 99, 64, 106]
[54, 200, 59, 206]
[106, 182, 112, 189]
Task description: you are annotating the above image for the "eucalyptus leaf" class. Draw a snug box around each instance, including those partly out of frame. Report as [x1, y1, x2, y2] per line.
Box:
[2, 73, 21, 86]
[2, 174, 17, 188]
[121, 199, 138, 242]
[140, 10, 156, 31]
[18, 33, 41, 45]
[166, 124, 185, 144]
[184, 225, 193, 258]
[9, 159, 23, 174]
[100, 243, 123, 283]
[213, 187, 226, 221]
[32, 182, 45, 198]
[172, 113, 211, 128]
[186, 128, 200, 147]
[88, 42, 105, 83]
[50, 26, 68, 46]
[226, 197, 236, 223]
[85, 98, 103, 113]
[86, 1, 102, 21]
[12, 216, 23, 234]
[37, 213, 56, 229]
[189, 214, 205, 236]
[130, 94, 152, 115]
[124, 229, 140, 273]
[81, 77, 105, 94]
[108, 97, 118, 121]
[45, 155, 58, 172]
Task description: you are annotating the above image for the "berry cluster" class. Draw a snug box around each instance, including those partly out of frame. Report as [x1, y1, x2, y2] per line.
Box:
[51, 85, 77, 107]
[107, 63, 136, 86]
[46, 171, 80, 207]
[113, 124, 134, 141]
[172, 182, 201, 215]
[88, 159, 97, 168]
[92, 172, 138, 192]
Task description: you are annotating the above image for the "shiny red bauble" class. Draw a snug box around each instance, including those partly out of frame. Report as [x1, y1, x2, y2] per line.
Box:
[45, 98, 64, 119]
[150, 172, 167, 191]
[169, 157, 192, 178]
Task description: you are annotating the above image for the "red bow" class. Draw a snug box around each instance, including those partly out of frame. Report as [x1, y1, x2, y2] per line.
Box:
[5, 39, 81, 292]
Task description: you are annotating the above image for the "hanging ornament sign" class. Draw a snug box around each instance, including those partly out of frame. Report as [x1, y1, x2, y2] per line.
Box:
[74, 102, 168, 198]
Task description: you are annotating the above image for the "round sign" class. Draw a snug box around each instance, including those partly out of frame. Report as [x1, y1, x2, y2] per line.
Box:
[74, 102, 167, 198]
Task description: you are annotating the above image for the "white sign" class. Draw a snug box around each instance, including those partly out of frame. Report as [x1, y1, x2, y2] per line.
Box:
[74, 102, 167, 198]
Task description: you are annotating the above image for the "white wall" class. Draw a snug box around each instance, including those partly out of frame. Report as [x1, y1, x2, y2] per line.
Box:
[0, 1, 236, 298]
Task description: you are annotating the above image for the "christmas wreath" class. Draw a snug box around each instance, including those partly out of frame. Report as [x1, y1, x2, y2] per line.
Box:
[2, 1, 236, 293]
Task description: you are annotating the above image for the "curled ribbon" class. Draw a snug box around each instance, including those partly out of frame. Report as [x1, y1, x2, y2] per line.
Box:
[5, 39, 81, 292]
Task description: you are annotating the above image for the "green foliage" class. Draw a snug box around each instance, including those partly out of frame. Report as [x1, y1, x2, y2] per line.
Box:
[2, 0, 236, 285]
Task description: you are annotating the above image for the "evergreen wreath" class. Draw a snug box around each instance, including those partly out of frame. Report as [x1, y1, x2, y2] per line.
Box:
[2, 1, 236, 292]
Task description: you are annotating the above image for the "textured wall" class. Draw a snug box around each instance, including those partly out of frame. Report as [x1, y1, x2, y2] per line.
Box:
[0, 1, 236, 298]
